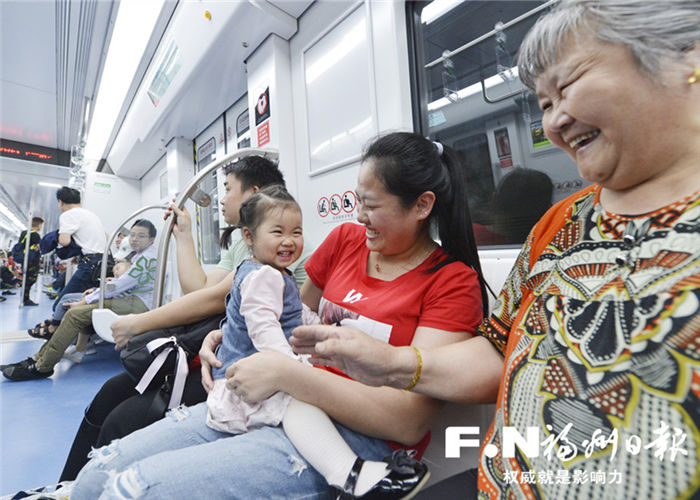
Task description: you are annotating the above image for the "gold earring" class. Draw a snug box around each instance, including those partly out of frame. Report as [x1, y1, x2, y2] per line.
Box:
[689, 67, 700, 84]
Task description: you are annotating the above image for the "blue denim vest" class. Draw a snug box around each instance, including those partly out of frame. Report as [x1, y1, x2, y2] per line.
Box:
[212, 259, 302, 380]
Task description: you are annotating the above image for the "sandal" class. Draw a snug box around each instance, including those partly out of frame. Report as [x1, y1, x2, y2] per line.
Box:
[28, 321, 55, 340]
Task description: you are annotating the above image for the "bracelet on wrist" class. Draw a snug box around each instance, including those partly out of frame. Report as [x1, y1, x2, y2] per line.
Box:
[404, 346, 422, 391]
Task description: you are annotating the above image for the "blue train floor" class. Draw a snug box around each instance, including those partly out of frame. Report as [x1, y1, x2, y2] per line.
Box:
[0, 282, 123, 495]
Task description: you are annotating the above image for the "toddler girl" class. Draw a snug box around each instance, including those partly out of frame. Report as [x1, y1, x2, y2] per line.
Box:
[207, 185, 427, 499]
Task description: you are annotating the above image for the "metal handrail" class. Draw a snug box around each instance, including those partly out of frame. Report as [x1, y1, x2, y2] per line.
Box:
[153, 147, 279, 307]
[98, 204, 168, 308]
[424, 0, 557, 70]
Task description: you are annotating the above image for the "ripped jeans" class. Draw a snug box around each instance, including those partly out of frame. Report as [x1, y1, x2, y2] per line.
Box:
[71, 402, 392, 499]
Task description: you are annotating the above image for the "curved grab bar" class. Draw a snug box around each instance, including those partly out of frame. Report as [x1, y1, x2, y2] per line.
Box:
[98, 204, 169, 308]
[153, 147, 279, 307]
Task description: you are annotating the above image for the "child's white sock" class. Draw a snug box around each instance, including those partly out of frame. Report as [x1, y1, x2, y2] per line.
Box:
[282, 398, 389, 495]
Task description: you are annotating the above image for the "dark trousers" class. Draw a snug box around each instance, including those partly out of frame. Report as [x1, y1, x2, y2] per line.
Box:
[59, 370, 207, 481]
[23, 257, 40, 301]
[53, 256, 101, 311]
[52, 270, 66, 291]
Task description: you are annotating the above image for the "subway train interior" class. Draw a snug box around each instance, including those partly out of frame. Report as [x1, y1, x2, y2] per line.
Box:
[0, 0, 592, 495]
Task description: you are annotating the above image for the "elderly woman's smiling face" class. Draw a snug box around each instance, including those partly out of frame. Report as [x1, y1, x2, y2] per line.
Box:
[535, 34, 692, 193]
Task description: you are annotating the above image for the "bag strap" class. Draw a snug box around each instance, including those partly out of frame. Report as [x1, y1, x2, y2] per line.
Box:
[134, 337, 189, 410]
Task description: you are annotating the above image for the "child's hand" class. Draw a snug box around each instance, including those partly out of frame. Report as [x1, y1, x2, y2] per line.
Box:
[225, 352, 291, 403]
[200, 329, 223, 392]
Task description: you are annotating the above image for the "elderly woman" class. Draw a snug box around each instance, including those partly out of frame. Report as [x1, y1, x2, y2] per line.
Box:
[292, 1, 700, 498]
[70, 132, 489, 499]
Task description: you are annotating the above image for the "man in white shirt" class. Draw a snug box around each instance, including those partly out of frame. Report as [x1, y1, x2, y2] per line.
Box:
[53, 187, 107, 309]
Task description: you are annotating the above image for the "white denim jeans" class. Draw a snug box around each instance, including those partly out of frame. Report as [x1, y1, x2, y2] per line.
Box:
[71, 402, 393, 499]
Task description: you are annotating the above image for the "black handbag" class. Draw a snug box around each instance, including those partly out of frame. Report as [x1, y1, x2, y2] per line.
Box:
[120, 314, 225, 413]
[90, 254, 114, 286]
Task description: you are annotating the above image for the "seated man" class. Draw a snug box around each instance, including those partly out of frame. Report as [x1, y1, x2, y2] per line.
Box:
[1, 220, 158, 381]
[29, 261, 133, 343]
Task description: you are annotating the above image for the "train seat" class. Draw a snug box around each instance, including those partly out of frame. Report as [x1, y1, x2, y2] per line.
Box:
[421, 249, 518, 487]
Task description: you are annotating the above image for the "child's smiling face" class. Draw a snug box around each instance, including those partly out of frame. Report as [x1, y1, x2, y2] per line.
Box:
[243, 207, 303, 271]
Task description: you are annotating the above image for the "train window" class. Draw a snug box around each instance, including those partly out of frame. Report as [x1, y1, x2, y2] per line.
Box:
[194, 136, 221, 265]
[408, 0, 589, 247]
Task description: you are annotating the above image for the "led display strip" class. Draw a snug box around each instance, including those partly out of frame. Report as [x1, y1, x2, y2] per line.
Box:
[0, 139, 70, 166]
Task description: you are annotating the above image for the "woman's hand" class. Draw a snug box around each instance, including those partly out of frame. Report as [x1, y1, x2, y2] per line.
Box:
[290, 324, 395, 387]
[111, 313, 141, 349]
[200, 329, 223, 392]
[226, 351, 292, 403]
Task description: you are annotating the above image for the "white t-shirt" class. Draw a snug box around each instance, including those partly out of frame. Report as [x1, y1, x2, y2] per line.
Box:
[59, 207, 106, 254]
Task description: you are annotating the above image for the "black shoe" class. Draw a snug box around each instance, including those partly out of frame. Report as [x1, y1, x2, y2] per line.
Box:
[0, 357, 35, 371]
[2, 361, 53, 381]
[2, 290, 15, 295]
[336, 450, 430, 500]
[0, 296, 6, 302]
[23, 299, 39, 306]
[28, 323, 54, 340]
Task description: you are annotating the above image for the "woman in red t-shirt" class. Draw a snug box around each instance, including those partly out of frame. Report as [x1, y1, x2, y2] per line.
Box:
[204, 133, 489, 497]
[75, 132, 488, 500]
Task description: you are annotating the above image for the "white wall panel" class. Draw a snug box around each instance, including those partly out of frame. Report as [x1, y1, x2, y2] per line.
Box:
[302, 3, 377, 174]
[290, 0, 413, 248]
[83, 171, 141, 237]
[140, 154, 167, 207]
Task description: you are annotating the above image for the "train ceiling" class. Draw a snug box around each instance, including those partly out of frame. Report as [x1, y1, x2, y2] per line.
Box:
[0, 0, 312, 179]
[0, 0, 115, 152]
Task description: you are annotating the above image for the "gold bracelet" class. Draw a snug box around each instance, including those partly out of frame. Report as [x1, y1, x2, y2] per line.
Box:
[404, 346, 422, 391]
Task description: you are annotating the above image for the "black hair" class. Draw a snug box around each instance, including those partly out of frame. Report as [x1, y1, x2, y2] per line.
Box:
[131, 219, 157, 238]
[223, 155, 285, 191]
[494, 168, 553, 242]
[238, 185, 301, 240]
[219, 155, 286, 248]
[31, 217, 44, 227]
[362, 132, 489, 316]
[56, 187, 81, 204]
